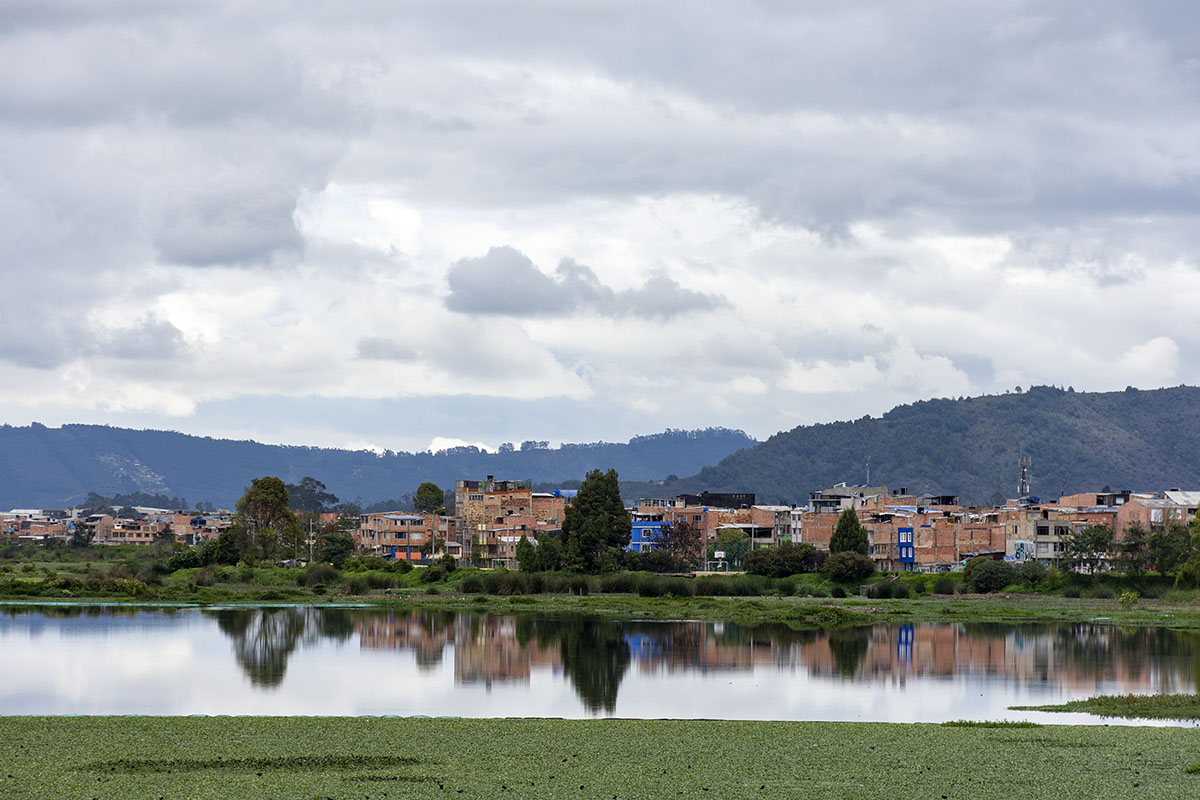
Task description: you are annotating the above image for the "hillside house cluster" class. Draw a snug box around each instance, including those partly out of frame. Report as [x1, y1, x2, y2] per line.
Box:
[351, 476, 1200, 572]
[1, 507, 232, 546]
[354, 476, 574, 565]
[7, 475, 1198, 575]
[796, 484, 1200, 572]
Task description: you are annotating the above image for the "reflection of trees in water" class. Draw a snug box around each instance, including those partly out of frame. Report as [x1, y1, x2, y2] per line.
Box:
[413, 610, 457, 671]
[1053, 623, 1200, 690]
[827, 627, 871, 678]
[558, 616, 631, 715]
[208, 607, 367, 687]
[212, 608, 311, 687]
[512, 615, 630, 714]
[201, 606, 1200, 698]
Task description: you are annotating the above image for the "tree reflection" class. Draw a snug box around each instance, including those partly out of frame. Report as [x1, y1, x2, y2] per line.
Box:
[557, 616, 631, 714]
[211, 608, 314, 687]
[827, 626, 871, 679]
[196, 606, 1200, 706]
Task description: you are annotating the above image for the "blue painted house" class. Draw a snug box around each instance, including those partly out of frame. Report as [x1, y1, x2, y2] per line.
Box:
[629, 512, 666, 552]
[897, 526, 915, 569]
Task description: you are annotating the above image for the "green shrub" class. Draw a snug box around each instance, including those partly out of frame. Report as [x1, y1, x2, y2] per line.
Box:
[566, 575, 594, 596]
[436, 554, 457, 573]
[903, 574, 930, 596]
[344, 556, 388, 573]
[963, 557, 1015, 593]
[484, 572, 528, 596]
[744, 543, 826, 578]
[821, 551, 874, 583]
[299, 562, 341, 587]
[637, 577, 665, 597]
[623, 550, 693, 573]
[1081, 585, 1115, 600]
[112, 578, 147, 596]
[194, 566, 216, 586]
[663, 577, 694, 597]
[599, 573, 636, 593]
[830, 585, 847, 598]
[1043, 566, 1064, 591]
[345, 578, 367, 595]
[1117, 590, 1139, 609]
[460, 574, 484, 593]
[425, 586, 440, 595]
[1175, 556, 1200, 589]
[419, 566, 446, 584]
[1063, 585, 1081, 598]
[694, 576, 736, 596]
[1016, 560, 1047, 589]
[166, 548, 204, 572]
[366, 573, 394, 590]
[311, 583, 326, 595]
[865, 578, 911, 599]
[133, 560, 164, 586]
[932, 574, 958, 595]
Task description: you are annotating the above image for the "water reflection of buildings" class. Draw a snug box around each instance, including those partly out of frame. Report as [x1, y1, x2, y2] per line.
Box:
[623, 622, 1199, 697]
[205, 608, 1200, 711]
[355, 612, 561, 687]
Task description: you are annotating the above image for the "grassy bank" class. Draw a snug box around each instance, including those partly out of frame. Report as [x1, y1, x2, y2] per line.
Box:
[1013, 694, 1200, 720]
[1, 716, 1196, 799]
[6, 547, 1200, 628]
[398, 591, 1200, 628]
[6, 587, 1200, 630]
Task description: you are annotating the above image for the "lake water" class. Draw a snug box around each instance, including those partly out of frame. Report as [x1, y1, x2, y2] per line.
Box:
[2, 604, 1197, 724]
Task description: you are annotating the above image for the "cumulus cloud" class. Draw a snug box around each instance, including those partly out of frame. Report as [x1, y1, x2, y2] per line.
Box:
[356, 337, 418, 362]
[444, 246, 726, 318]
[0, 311, 184, 369]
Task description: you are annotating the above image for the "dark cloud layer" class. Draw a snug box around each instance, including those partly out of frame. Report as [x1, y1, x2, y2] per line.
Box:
[444, 246, 726, 319]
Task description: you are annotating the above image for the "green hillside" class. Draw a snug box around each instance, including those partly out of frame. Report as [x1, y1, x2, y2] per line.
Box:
[0, 425, 753, 510]
[625, 386, 1200, 505]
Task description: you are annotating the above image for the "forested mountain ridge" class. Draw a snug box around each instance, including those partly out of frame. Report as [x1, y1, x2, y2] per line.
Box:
[623, 386, 1200, 505]
[0, 424, 754, 509]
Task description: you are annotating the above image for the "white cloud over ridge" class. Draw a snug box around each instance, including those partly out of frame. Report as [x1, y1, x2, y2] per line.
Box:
[0, 2, 1198, 451]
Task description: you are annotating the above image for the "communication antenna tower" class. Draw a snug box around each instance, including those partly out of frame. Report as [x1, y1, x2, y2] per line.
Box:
[1018, 456, 1031, 498]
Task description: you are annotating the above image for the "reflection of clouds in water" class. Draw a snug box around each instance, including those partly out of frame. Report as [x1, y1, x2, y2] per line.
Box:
[3, 607, 1200, 721]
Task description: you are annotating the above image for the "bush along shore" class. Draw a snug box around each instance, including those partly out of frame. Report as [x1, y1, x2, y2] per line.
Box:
[1012, 693, 1200, 720]
[5, 546, 1200, 628]
[2, 716, 1200, 800]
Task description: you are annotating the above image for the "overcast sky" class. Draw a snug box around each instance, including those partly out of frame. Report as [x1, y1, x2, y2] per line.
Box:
[2, 1, 1198, 453]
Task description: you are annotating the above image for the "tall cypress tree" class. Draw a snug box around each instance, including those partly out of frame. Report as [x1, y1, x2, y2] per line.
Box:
[829, 508, 869, 555]
[562, 468, 631, 573]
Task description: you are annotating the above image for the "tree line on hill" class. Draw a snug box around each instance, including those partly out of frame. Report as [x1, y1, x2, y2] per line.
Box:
[620, 385, 1200, 504]
[0, 423, 752, 509]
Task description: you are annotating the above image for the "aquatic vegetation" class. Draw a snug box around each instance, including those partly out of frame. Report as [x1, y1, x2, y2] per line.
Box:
[1013, 693, 1200, 720]
[0, 717, 1197, 799]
